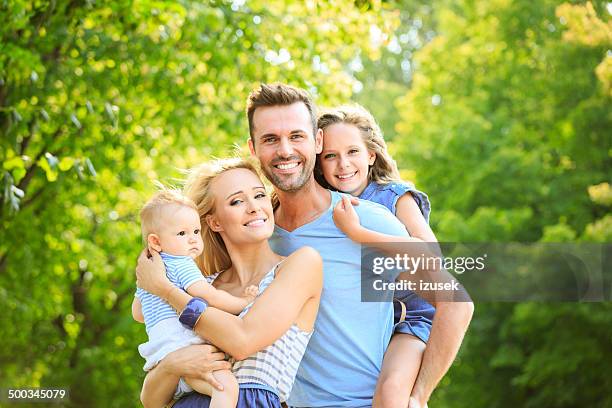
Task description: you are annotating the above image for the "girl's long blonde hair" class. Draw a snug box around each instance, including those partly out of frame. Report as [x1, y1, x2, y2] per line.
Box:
[183, 158, 261, 276]
[315, 104, 401, 188]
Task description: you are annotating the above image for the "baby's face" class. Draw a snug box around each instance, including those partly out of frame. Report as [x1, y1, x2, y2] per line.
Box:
[156, 205, 203, 258]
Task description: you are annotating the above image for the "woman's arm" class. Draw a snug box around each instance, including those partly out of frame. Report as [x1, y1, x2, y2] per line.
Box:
[196, 246, 322, 360]
[136, 247, 323, 360]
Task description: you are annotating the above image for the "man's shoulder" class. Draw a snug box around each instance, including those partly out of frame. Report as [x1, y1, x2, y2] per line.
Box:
[354, 196, 395, 216]
[349, 195, 408, 236]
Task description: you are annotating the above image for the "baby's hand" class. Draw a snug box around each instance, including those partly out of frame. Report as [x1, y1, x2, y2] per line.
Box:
[243, 285, 259, 302]
[333, 195, 363, 241]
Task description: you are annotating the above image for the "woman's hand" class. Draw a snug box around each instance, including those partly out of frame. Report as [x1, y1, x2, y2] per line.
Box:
[135, 248, 173, 299]
[140, 344, 233, 407]
[333, 195, 364, 242]
[160, 344, 232, 390]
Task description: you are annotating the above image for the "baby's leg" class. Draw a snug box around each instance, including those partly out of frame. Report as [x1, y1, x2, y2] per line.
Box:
[185, 369, 238, 408]
[373, 333, 425, 408]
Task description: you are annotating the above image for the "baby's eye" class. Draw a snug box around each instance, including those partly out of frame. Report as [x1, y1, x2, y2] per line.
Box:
[177, 231, 186, 236]
[348, 149, 359, 154]
[194, 229, 200, 235]
[323, 153, 336, 159]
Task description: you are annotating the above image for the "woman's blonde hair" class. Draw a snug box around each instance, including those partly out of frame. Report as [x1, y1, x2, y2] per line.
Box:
[315, 104, 401, 188]
[183, 158, 262, 276]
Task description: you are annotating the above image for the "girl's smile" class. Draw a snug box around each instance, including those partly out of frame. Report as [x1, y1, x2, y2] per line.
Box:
[320, 122, 376, 196]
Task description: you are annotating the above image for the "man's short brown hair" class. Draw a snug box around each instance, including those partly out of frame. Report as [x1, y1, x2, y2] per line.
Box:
[246, 83, 317, 141]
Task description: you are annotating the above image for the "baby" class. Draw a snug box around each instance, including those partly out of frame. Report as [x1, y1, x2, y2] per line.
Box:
[132, 189, 258, 407]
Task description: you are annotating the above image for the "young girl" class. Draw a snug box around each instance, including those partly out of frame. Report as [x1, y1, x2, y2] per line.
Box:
[132, 189, 259, 407]
[315, 105, 437, 408]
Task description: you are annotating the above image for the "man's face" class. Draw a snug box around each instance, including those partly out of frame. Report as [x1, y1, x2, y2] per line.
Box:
[249, 102, 322, 192]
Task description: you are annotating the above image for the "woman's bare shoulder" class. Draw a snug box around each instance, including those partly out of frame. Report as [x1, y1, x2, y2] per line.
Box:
[275, 246, 323, 282]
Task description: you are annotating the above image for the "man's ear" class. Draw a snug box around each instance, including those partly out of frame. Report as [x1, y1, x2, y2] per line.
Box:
[147, 234, 162, 252]
[315, 128, 323, 154]
[206, 214, 223, 232]
[248, 137, 256, 156]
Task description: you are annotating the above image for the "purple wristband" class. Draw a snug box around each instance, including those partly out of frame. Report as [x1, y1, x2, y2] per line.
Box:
[179, 297, 208, 329]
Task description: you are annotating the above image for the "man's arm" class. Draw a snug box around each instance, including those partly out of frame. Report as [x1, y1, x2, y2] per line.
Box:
[410, 300, 474, 406]
[356, 199, 474, 406]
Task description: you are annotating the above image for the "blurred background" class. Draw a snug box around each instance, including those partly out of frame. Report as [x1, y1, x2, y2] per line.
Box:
[1, 0, 610, 406]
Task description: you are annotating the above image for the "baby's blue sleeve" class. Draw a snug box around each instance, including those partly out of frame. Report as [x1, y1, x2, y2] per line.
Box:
[173, 259, 206, 291]
[135, 287, 144, 299]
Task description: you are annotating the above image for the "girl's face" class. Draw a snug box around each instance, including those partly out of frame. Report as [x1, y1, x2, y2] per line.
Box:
[207, 168, 274, 244]
[320, 123, 376, 196]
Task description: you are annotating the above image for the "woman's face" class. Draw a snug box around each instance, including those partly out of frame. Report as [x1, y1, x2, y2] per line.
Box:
[208, 168, 274, 244]
[319, 123, 376, 196]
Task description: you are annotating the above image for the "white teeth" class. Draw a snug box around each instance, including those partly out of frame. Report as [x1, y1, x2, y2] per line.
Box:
[337, 172, 357, 180]
[245, 219, 266, 226]
[276, 162, 299, 170]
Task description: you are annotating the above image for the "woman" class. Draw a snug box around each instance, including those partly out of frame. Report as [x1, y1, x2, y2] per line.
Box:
[135, 158, 323, 408]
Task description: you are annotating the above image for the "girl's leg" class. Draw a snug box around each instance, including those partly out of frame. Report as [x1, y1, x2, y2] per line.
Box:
[185, 369, 238, 408]
[373, 333, 425, 408]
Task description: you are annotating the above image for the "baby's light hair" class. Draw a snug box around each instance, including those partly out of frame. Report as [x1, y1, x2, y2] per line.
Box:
[140, 188, 198, 243]
[315, 104, 401, 188]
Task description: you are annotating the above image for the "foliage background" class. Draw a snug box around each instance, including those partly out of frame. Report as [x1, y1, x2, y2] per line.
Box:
[1, 0, 610, 407]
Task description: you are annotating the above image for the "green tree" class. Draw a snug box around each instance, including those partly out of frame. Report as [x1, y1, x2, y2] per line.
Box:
[393, 1, 611, 406]
[0, 1, 397, 406]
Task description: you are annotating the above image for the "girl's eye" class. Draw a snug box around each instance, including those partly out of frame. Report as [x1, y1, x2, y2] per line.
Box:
[177, 231, 186, 236]
[255, 192, 266, 199]
[194, 229, 200, 235]
[323, 153, 336, 159]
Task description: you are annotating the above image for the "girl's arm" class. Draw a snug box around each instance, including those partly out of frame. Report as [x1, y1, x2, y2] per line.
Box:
[136, 247, 323, 360]
[333, 195, 426, 245]
[186, 280, 255, 315]
[132, 297, 145, 323]
[395, 193, 437, 242]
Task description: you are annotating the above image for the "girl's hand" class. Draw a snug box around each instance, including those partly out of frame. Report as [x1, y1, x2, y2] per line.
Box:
[135, 248, 173, 299]
[333, 195, 364, 242]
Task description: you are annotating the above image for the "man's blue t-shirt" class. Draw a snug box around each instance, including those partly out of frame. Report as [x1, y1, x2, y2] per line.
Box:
[270, 190, 408, 408]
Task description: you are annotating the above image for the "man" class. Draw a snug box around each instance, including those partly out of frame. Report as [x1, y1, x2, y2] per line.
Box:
[245, 83, 473, 407]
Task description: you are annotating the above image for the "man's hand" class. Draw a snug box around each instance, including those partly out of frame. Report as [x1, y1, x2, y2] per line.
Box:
[159, 345, 232, 391]
[135, 248, 172, 298]
[333, 195, 363, 242]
